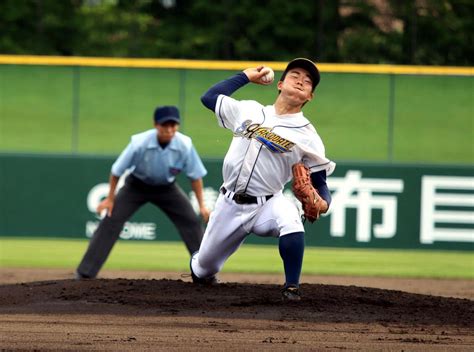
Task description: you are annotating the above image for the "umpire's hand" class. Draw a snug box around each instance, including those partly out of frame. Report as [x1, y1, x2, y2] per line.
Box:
[200, 205, 210, 223]
[97, 197, 114, 218]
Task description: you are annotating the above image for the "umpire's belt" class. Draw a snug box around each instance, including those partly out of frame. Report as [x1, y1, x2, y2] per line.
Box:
[221, 187, 273, 205]
[127, 174, 174, 191]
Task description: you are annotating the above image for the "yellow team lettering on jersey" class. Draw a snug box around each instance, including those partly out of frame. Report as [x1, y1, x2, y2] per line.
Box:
[234, 120, 295, 153]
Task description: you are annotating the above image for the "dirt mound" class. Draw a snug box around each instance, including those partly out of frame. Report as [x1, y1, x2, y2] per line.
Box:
[1, 278, 472, 327]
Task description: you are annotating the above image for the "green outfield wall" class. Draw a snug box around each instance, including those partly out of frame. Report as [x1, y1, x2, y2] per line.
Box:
[1, 59, 473, 164]
[1, 153, 472, 250]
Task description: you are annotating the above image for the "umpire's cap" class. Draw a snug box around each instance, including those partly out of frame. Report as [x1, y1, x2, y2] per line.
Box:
[280, 58, 320, 91]
[154, 106, 180, 124]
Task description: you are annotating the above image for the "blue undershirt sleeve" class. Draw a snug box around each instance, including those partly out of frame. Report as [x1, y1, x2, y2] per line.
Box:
[201, 72, 250, 111]
[310, 170, 332, 207]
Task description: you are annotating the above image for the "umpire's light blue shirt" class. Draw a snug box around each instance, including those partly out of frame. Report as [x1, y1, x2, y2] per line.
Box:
[111, 129, 207, 185]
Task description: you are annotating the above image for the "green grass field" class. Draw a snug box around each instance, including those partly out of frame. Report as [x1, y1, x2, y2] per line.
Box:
[0, 65, 472, 163]
[1, 238, 472, 279]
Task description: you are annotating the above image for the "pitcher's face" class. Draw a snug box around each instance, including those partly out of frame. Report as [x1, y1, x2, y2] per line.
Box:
[278, 67, 314, 105]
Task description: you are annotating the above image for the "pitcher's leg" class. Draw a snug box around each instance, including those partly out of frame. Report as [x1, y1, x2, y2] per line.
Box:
[252, 194, 305, 299]
[76, 185, 146, 278]
[191, 195, 247, 279]
[279, 232, 305, 287]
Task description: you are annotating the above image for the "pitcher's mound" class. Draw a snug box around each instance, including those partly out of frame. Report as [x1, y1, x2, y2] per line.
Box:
[0, 278, 472, 327]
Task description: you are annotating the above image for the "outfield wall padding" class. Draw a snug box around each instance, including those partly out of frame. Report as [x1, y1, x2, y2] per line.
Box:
[0, 153, 472, 250]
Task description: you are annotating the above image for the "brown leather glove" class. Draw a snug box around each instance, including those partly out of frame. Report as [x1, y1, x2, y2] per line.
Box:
[291, 163, 327, 223]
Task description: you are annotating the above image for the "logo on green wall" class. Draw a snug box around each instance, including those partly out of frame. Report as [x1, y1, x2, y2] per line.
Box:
[327, 170, 404, 242]
[420, 175, 474, 244]
[85, 172, 156, 240]
[326, 171, 473, 245]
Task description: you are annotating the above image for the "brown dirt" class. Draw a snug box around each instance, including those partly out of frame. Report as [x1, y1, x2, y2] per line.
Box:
[0, 268, 473, 351]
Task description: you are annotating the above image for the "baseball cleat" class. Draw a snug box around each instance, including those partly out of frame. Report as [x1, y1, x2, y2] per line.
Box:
[189, 254, 217, 285]
[281, 285, 301, 301]
[190, 271, 217, 285]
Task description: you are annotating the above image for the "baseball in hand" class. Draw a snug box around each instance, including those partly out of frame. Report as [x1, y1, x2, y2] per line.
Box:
[260, 67, 274, 84]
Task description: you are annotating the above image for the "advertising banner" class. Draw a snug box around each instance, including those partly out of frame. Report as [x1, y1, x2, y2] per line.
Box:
[1, 154, 472, 250]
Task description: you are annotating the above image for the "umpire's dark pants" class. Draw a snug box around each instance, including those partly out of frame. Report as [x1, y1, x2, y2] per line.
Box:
[77, 174, 203, 278]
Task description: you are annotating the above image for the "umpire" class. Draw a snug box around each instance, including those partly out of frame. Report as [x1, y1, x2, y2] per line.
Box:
[76, 106, 209, 279]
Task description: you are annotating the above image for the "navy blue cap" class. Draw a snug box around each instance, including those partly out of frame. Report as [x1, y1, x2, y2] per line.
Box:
[153, 106, 180, 124]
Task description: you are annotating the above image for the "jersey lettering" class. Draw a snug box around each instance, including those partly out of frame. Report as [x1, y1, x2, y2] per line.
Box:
[234, 120, 295, 153]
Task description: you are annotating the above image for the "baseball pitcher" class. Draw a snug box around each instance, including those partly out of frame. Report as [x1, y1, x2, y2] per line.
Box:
[190, 58, 335, 301]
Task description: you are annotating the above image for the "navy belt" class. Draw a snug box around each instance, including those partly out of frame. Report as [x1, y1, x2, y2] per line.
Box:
[221, 187, 273, 205]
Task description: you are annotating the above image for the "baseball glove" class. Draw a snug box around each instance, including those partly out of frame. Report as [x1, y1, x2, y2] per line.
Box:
[291, 163, 327, 223]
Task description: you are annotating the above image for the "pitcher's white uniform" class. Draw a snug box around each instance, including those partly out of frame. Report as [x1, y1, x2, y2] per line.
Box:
[191, 94, 335, 278]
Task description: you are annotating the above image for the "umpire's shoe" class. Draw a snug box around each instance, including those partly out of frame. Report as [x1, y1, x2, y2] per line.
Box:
[189, 254, 217, 286]
[281, 285, 301, 301]
[74, 271, 94, 280]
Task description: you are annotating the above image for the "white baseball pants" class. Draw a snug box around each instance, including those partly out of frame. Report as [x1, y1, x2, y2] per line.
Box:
[191, 190, 304, 278]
